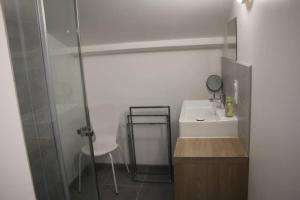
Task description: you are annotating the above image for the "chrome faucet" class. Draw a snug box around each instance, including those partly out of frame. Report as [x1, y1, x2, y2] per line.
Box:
[210, 93, 225, 109]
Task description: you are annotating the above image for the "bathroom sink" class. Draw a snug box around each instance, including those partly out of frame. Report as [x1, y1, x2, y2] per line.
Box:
[179, 100, 238, 138]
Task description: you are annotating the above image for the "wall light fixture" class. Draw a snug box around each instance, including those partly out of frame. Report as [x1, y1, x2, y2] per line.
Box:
[236, 0, 246, 4]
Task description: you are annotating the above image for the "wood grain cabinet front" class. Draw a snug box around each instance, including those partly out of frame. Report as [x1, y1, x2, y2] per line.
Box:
[174, 138, 249, 200]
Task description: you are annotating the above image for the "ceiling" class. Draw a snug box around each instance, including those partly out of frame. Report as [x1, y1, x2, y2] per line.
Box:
[78, 0, 234, 46]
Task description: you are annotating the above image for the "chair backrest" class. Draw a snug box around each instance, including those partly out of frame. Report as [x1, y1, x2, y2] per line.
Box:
[89, 104, 120, 143]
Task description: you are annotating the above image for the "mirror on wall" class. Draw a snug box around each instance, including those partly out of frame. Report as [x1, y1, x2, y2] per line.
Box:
[224, 18, 237, 60]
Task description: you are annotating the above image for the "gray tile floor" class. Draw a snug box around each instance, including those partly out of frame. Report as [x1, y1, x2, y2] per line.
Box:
[70, 165, 174, 200]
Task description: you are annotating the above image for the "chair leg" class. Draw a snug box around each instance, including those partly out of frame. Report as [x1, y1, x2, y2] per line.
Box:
[118, 146, 130, 174]
[78, 152, 83, 193]
[108, 153, 118, 194]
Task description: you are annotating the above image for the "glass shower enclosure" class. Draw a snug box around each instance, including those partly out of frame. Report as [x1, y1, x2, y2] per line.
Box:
[2, 0, 100, 199]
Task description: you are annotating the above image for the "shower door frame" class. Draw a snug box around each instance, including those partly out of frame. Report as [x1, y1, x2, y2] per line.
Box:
[35, 0, 100, 199]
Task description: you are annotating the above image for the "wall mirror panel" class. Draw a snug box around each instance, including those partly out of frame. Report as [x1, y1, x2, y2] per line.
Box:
[224, 17, 237, 60]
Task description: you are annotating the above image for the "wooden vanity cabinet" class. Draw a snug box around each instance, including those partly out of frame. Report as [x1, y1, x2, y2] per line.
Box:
[174, 138, 249, 200]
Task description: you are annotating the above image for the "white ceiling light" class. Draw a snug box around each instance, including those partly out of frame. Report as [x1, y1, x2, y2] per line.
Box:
[236, 0, 246, 3]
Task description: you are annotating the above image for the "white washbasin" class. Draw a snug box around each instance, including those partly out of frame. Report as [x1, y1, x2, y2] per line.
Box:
[179, 100, 238, 138]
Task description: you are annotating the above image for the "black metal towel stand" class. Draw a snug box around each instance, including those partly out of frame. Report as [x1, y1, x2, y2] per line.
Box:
[127, 106, 173, 183]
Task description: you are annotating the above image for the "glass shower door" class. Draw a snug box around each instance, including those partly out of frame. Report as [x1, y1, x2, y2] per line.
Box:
[37, 0, 100, 199]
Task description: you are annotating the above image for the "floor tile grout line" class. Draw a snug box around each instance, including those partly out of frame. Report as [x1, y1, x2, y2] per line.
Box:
[135, 182, 144, 200]
[102, 183, 142, 188]
[135, 175, 148, 200]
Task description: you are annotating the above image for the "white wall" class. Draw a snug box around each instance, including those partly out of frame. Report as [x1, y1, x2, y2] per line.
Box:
[78, 0, 234, 45]
[83, 48, 222, 164]
[0, 3, 36, 200]
[230, 1, 300, 199]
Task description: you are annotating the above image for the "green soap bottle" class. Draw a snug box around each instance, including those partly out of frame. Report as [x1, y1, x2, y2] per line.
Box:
[225, 96, 234, 117]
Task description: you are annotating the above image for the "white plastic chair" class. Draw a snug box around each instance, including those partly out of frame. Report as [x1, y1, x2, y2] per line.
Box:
[78, 104, 129, 194]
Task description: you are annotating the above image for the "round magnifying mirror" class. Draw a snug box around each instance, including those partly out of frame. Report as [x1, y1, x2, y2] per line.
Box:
[206, 75, 223, 92]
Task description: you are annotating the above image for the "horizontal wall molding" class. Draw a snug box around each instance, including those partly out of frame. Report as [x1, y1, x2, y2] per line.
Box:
[80, 37, 236, 56]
